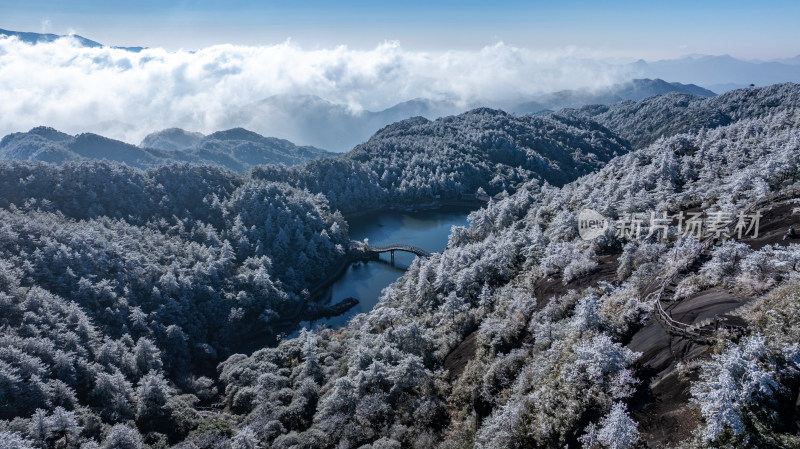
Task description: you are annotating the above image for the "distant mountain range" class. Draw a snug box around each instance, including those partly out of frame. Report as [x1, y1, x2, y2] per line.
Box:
[0, 126, 334, 171]
[5, 83, 791, 172]
[630, 54, 800, 93]
[219, 95, 462, 152]
[0, 27, 145, 52]
[230, 80, 717, 150]
[511, 78, 716, 115]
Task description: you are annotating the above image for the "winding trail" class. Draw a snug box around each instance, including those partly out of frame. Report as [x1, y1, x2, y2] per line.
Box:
[649, 192, 793, 342]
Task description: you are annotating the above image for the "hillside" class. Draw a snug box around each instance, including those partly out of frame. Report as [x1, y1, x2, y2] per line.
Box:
[253, 109, 631, 213]
[565, 82, 800, 149]
[0, 126, 334, 171]
[0, 104, 634, 447]
[253, 84, 797, 215]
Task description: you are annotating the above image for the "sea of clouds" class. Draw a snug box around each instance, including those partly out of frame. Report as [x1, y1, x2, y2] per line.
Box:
[0, 35, 641, 146]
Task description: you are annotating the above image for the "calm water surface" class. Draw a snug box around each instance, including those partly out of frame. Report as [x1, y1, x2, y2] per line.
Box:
[295, 207, 473, 331]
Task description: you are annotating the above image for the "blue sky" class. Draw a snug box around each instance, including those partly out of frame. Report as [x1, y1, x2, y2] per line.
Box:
[1, 0, 799, 59]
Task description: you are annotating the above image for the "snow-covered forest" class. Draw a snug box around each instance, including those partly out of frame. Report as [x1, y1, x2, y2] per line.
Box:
[1, 83, 800, 448]
[211, 84, 800, 448]
[0, 127, 335, 172]
[251, 110, 630, 213]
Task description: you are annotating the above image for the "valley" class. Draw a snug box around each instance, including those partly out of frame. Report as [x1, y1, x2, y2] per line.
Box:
[302, 207, 475, 331]
[2, 2, 800, 446]
[0, 81, 799, 448]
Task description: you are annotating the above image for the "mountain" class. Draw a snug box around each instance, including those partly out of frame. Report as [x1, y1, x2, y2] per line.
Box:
[774, 54, 800, 66]
[512, 78, 716, 114]
[182, 127, 335, 169]
[632, 54, 800, 93]
[225, 94, 463, 152]
[564, 82, 800, 149]
[0, 27, 145, 51]
[1, 83, 799, 448]
[222, 81, 717, 152]
[346, 108, 629, 189]
[139, 128, 205, 151]
[239, 84, 800, 215]
[0, 126, 334, 171]
[0, 127, 174, 166]
[0, 27, 102, 47]
[251, 108, 631, 213]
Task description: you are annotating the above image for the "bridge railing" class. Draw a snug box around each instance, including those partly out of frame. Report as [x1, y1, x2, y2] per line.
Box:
[649, 192, 782, 341]
[360, 243, 432, 257]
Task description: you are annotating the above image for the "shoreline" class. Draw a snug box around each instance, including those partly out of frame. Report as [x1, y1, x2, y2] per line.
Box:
[309, 199, 485, 310]
[234, 201, 485, 354]
[341, 198, 486, 220]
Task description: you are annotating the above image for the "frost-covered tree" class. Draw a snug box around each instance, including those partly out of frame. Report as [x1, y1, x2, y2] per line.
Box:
[579, 402, 640, 449]
[101, 424, 144, 449]
[690, 335, 781, 442]
[0, 431, 36, 449]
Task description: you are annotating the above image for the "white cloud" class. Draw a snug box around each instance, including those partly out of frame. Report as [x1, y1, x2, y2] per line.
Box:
[0, 36, 640, 144]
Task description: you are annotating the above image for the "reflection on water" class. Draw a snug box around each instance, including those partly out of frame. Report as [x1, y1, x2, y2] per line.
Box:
[295, 207, 472, 331]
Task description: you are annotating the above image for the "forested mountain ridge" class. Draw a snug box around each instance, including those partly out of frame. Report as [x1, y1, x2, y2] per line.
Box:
[142, 127, 336, 169]
[252, 82, 797, 215]
[252, 109, 631, 213]
[5, 83, 795, 211]
[349, 109, 627, 188]
[0, 126, 334, 172]
[0, 127, 179, 168]
[565, 82, 800, 149]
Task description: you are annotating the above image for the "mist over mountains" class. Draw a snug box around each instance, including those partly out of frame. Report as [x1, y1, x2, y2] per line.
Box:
[2, 83, 793, 171]
[1, 27, 797, 151]
[222, 95, 462, 152]
[511, 78, 716, 115]
[0, 82, 718, 171]
[217, 80, 719, 151]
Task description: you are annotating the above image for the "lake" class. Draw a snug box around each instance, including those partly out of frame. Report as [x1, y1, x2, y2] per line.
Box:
[296, 207, 474, 331]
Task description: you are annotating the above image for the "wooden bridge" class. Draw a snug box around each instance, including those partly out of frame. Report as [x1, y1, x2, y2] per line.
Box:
[362, 243, 431, 263]
[648, 193, 790, 343]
